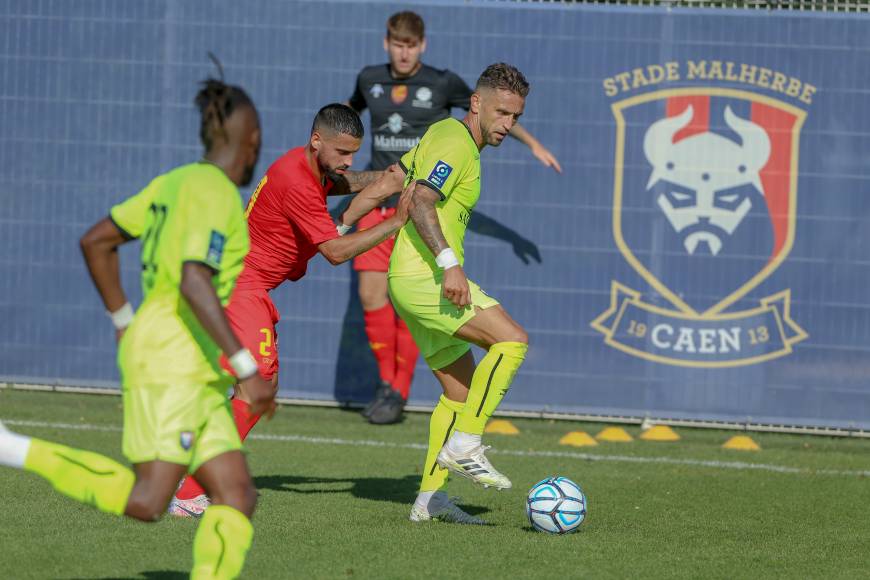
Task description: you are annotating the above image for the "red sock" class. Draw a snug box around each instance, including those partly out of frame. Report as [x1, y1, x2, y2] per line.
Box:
[393, 317, 419, 400]
[175, 476, 206, 500]
[175, 399, 262, 500]
[364, 303, 397, 384]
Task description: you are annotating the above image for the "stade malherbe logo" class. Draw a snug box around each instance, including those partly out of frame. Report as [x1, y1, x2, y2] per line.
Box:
[591, 60, 815, 367]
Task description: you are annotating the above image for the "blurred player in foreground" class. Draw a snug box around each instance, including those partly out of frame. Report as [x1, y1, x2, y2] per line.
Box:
[389, 63, 532, 524]
[345, 11, 561, 424]
[169, 103, 410, 516]
[0, 77, 269, 579]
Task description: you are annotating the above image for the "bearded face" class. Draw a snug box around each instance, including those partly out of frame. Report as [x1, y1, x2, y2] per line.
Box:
[643, 106, 771, 256]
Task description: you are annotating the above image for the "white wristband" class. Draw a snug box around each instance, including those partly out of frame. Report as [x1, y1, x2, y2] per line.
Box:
[109, 302, 134, 330]
[229, 349, 259, 380]
[435, 248, 460, 270]
[336, 223, 351, 236]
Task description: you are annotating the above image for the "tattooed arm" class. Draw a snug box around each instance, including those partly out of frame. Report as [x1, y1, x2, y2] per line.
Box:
[409, 183, 449, 254]
[409, 183, 471, 308]
[319, 180, 413, 265]
[338, 164, 405, 227]
[329, 170, 383, 196]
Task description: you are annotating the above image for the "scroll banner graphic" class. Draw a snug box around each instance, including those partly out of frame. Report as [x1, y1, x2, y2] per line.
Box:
[592, 282, 808, 368]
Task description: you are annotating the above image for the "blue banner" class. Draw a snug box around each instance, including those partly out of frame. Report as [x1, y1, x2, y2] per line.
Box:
[1, 1, 869, 429]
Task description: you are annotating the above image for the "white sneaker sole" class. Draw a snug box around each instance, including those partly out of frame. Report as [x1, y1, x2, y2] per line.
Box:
[409, 504, 486, 525]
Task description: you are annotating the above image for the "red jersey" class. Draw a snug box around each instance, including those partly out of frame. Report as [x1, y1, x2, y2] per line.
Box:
[238, 147, 339, 290]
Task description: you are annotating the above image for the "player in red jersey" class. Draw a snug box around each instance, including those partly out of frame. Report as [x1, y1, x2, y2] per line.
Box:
[170, 103, 409, 516]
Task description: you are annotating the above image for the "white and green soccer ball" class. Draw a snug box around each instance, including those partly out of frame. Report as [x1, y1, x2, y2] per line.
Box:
[526, 476, 587, 534]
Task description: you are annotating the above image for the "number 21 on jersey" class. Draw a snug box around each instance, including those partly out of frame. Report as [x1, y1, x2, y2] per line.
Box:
[141, 203, 168, 291]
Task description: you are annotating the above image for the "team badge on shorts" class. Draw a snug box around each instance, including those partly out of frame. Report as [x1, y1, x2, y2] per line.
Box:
[592, 71, 813, 368]
[427, 161, 453, 189]
[179, 431, 194, 451]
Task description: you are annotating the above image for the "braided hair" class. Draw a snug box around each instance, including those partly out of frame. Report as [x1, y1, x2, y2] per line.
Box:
[194, 54, 255, 150]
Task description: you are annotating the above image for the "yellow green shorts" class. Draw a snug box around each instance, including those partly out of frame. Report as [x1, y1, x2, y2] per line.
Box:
[388, 271, 500, 370]
[121, 382, 242, 474]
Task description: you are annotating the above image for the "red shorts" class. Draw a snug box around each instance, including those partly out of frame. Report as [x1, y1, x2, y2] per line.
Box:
[219, 287, 280, 380]
[352, 207, 397, 272]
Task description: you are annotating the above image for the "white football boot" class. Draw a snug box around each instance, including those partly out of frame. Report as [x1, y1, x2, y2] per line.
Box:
[436, 444, 512, 490]
[409, 491, 486, 525]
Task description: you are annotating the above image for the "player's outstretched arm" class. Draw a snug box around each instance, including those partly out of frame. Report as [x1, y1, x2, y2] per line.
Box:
[179, 262, 275, 416]
[80, 217, 134, 339]
[320, 180, 413, 265]
[409, 184, 471, 308]
[338, 164, 406, 228]
[329, 170, 385, 196]
[509, 123, 562, 174]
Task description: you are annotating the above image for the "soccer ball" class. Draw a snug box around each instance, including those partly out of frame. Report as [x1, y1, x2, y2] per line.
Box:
[526, 476, 587, 534]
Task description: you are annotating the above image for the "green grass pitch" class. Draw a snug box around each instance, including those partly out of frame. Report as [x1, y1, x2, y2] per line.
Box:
[1, 388, 869, 579]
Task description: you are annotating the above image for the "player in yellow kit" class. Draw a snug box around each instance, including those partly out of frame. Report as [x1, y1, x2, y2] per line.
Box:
[0, 76, 272, 579]
[389, 64, 531, 524]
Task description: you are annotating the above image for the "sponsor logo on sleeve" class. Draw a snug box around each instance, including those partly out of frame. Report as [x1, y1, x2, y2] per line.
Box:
[207, 230, 225, 265]
[427, 160, 453, 189]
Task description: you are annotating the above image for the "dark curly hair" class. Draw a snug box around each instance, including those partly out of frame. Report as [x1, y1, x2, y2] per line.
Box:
[311, 103, 364, 139]
[194, 55, 255, 150]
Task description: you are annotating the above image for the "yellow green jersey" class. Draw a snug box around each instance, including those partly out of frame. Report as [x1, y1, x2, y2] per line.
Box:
[390, 118, 481, 278]
[110, 162, 249, 388]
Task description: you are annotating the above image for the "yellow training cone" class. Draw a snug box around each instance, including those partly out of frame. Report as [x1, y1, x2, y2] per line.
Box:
[485, 419, 519, 435]
[640, 425, 680, 442]
[722, 435, 761, 451]
[595, 426, 633, 442]
[559, 431, 598, 447]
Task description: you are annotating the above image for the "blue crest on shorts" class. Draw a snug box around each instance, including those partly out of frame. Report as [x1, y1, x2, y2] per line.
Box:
[427, 160, 453, 188]
[179, 431, 194, 451]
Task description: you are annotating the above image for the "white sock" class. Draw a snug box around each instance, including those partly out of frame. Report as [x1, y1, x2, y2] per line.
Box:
[0, 425, 32, 469]
[414, 490, 437, 513]
[446, 430, 481, 454]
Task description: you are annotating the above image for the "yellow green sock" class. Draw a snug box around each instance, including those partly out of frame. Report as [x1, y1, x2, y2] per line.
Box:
[23, 438, 134, 516]
[420, 395, 465, 492]
[192, 505, 254, 580]
[455, 341, 527, 435]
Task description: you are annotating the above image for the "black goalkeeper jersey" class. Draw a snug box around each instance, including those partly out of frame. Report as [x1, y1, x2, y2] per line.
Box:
[349, 63, 473, 171]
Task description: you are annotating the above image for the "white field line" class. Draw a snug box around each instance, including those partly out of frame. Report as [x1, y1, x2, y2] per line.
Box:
[4, 418, 870, 479]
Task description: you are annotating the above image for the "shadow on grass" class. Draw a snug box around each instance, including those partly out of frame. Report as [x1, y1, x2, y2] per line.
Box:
[66, 571, 187, 580]
[521, 525, 586, 536]
[254, 473, 488, 517]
